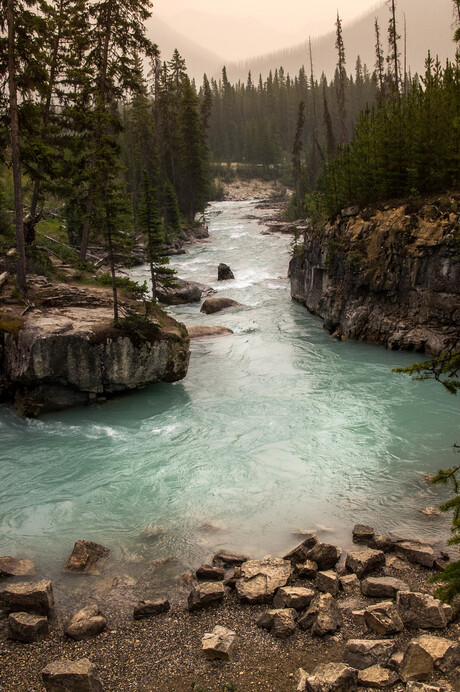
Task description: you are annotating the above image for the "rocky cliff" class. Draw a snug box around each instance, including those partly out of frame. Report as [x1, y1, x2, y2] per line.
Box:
[289, 202, 460, 355]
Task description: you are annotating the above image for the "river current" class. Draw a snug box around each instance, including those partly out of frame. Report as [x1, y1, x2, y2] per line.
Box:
[0, 200, 459, 584]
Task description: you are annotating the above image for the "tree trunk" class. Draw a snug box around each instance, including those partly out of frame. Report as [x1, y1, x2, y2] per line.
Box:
[106, 216, 118, 322]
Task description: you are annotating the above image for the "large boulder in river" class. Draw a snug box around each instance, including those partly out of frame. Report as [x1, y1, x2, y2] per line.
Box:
[236, 557, 291, 603]
[156, 279, 202, 305]
[201, 298, 245, 314]
[218, 263, 235, 281]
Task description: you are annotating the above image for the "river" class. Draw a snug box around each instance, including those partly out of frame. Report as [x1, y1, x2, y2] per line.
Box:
[0, 199, 459, 587]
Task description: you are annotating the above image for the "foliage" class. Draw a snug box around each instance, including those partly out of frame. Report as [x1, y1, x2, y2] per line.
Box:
[393, 351, 460, 395]
[96, 271, 148, 300]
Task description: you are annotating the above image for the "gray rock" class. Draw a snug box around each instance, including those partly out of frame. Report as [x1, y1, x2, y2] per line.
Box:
[296, 560, 319, 579]
[156, 279, 202, 305]
[316, 570, 340, 596]
[202, 625, 236, 660]
[196, 564, 225, 581]
[133, 599, 170, 620]
[283, 534, 318, 564]
[42, 659, 103, 691]
[0, 557, 35, 578]
[298, 593, 342, 636]
[395, 540, 435, 568]
[212, 550, 249, 566]
[305, 542, 341, 570]
[343, 639, 396, 670]
[364, 601, 404, 635]
[416, 634, 460, 674]
[360, 576, 409, 599]
[273, 586, 316, 610]
[352, 525, 375, 544]
[65, 605, 107, 641]
[305, 662, 358, 691]
[8, 612, 49, 643]
[258, 608, 297, 639]
[236, 557, 291, 604]
[340, 574, 360, 594]
[358, 665, 399, 688]
[397, 591, 449, 629]
[346, 548, 385, 578]
[0, 579, 54, 615]
[400, 641, 434, 683]
[66, 539, 110, 574]
[188, 581, 225, 611]
[201, 298, 244, 314]
[217, 263, 235, 281]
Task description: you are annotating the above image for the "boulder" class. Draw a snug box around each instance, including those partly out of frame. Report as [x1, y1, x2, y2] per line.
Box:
[196, 564, 225, 581]
[283, 534, 318, 564]
[236, 557, 291, 604]
[397, 591, 449, 629]
[394, 540, 435, 568]
[8, 612, 49, 643]
[187, 326, 233, 339]
[133, 599, 170, 620]
[305, 542, 341, 570]
[368, 535, 395, 553]
[305, 662, 358, 691]
[42, 659, 103, 692]
[360, 576, 409, 599]
[358, 665, 399, 689]
[342, 206, 360, 217]
[343, 639, 396, 670]
[202, 625, 236, 660]
[399, 641, 434, 683]
[296, 560, 318, 579]
[0, 579, 54, 615]
[298, 593, 342, 636]
[340, 574, 360, 595]
[416, 635, 460, 673]
[65, 605, 107, 641]
[316, 570, 340, 596]
[212, 550, 249, 566]
[217, 263, 235, 281]
[257, 608, 297, 639]
[188, 582, 225, 611]
[66, 539, 110, 573]
[273, 587, 315, 610]
[0, 557, 35, 578]
[352, 525, 375, 544]
[387, 652, 404, 671]
[364, 601, 404, 635]
[156, 279, 202, 305]
[346, 548, 385, 578]
[200, 298, 244, 314]
[296, 668, 309, 692]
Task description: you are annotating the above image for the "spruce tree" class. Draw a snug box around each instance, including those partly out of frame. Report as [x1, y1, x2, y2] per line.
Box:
[335, 12, 348, 145]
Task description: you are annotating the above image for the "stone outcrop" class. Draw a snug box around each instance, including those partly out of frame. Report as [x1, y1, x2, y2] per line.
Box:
[346, 548, 385, 578]
[394, 540, 435, 568]
[272, 586, 315, 610]
[289, 203, 460, 355]
[397, 591, 450, 629]
[364, 601, 404, 635]
[343, 639, 396, 670]
[42, 659, 103, 691]
[212, 550, 249, 566]
[187, 326, 233, 339]
[156, 279, 203, 305]
[358, 665, 399, 689]
[305, 542, 341, 571]
[360, 576, 409, 598]
[196, 565, 225, 581]
[298, 593, 342, 636]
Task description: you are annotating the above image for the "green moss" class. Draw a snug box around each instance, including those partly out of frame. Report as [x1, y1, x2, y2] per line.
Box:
[0, 313, 24, 336]
[345, 251, 364, 271]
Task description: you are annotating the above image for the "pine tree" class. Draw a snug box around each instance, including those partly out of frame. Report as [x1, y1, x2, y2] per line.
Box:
[292, 100, 306, 204]
[335, 12, 348, 145]
[387, 0, 401, 94]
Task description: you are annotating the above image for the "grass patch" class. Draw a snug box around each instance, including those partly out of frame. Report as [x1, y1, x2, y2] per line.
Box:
[0, 312, 24, 336]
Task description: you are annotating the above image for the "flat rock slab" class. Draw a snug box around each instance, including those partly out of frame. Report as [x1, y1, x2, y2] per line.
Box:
[395, 540, 435, 568]
[358, 665, 399, 689]
[212, 550, 249, 566]
[361, 576, 409, 599]
[66, 539, 110, 573]
[273, 586, 315, 610]
[8, 612, 49, 643]
[188, 582, 225, 611]
[346, 548, 385, 578]
[305, 662, 358, 691]
[258, 608, 298, 639]
[65, 605, 107, 641]
[397, 591, 449, 629]
[236, 557, 291, 604]
[200, 298, 245, 314]
[0, 556, 35, 578]
[202, 625, 236, 660]
[364, 600, 404, 635]
[42, 658, 103, 692]
[133, 599, 170, 620]
[0, 579, 54, 615]
[343, 639, 396, 670]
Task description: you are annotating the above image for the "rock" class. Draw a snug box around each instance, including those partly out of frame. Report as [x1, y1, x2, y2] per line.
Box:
[0, 557, 35, 578]
[360, 576, 409, 598]
[188, 582, 225, 611]
[257, 608, 297, 639]
[187, 326, 233, 339]
[358, 665, 399, 688]
[346, 548, 385, 578]
[364, 601, 404, 635]
[196, 564, 225, 581]
[298, 593, 342, 636]
[416, 634, 460, 673]
[368, 535, 395, 553]
[296, 668, 309, 692]
[343, 639, 396, 670]
[352, 525, 375, 544]
[351, 610, 367, 627]
[284, 534, 318, 564]
[305, 662, 358, 691]
[157, 279, 202, 305]
[316, 570, 340, 596]
[387, 652, 404, 671]
[405, 685, 449, 692]
[305, 542, 341, 570]
[42, 658, 103, 691]
[66, 539, 110, 573]
[296, 560, 319, 579]
[213, 550, 249, 566]
[217, 263, 235, 281]
[133, 599, 170, 620]
[340, 574, 360, 594]
[342, 205, 360, 217]
[273, 587, 315, 610]
[394, 540, 435, 568]
[65, 605, 107, 641]
[8, 612, 49, 643]
[202, 625, 236, 660]
[140, 524, 165, 538]
[236, 557, 291, 604]
[201, 297, 244, 314]
[400, 641, 434, 683]
[0, 579, 54, 615]
[397, 591, 449, 629]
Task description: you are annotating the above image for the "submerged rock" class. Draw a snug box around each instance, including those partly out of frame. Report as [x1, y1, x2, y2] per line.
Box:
[66, 539, 110, 574]
[133, 599, 170, 620]
[0, 556, 35, 578]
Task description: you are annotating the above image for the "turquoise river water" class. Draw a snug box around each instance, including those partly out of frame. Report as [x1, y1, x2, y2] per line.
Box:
[0, 200, 459, 585]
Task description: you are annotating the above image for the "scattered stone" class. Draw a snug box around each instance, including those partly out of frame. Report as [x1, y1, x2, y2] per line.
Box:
[284, 534, 318, 564]
[200, 298, 244, 314]
[397, 591, 449, 629]
[352, 525, 375, 543]
[340, 574, 360, 594]
[42, 658, 103, 691]
[8, 612, 49, 643]
[316, 570, 340, 595]
[416, 635, 460, 673]
[360, 576, 409, 599]
[400, 640, 434, 683]
[364, 600, 404, 635]
[0, 579, 54, 615]
[257, 608, 297, 639]
[343, 639, 396, 670]
[298, 593, 342, 636]
[0, 557, 35, 578]
[305, 662, 358, 691]
[346, 548, 385, 578]
[217, 263, 235, 281]
[196, 564, 225, 581]
[133, 599, 170, 620]
[296, 560, 318, 579]
[65, 605, 107, 641]
[188, 582, 225, 611]
[368, 535, 395, 553]
[187, 326, 233, 339]
[236, 557, 291, 604]
[358, 665, 399, 689]
[201, 625, 236, 660]
[212, 550, 249, 566]
[305, 542, 341, 570]
[351, 609, 367, 627]
[273, 586, 315, 610]
[66, 539, 110, 573]
[394, 540, 435, 568]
